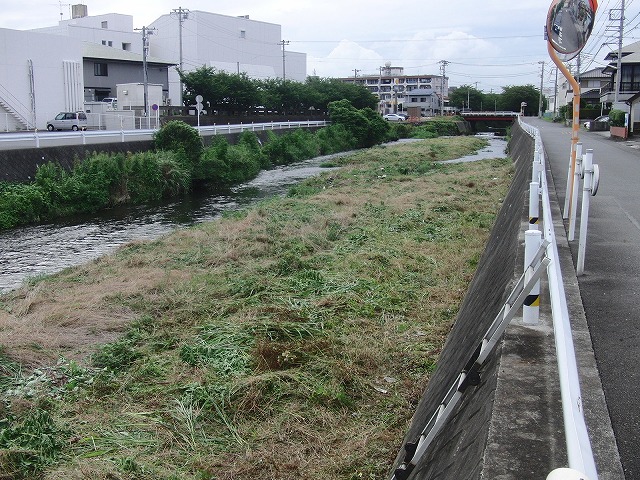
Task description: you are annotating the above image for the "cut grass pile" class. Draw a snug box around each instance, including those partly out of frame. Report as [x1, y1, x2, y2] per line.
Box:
[0, 136, 513, 479]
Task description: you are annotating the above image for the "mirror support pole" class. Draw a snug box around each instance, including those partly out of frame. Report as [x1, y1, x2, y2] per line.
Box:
[548, 42, 581, 222]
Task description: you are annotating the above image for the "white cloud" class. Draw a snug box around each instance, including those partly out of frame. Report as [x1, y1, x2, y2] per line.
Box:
[0, 0, 632, 92]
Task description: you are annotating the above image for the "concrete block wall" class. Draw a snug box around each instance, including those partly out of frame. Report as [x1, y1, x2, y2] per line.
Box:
[390, 124, 534, 479]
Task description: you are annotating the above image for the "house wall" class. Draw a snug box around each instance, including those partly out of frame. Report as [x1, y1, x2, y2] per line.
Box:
[0, 28, 84, 131]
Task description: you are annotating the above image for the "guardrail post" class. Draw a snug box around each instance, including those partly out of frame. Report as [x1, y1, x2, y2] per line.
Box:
[533, 145, 542, 184]
[547, 467, 592, 480]
[529, 181, 540, 230]
[568, 143, 583, 241]
[577, 149, 598, 275]
[523, 229, 542, 325]
[34, 130, 40, 148]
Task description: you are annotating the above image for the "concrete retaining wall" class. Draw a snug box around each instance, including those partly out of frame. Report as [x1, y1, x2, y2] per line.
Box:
[390, 123, 534, 478]
[0, 128, 318, 183]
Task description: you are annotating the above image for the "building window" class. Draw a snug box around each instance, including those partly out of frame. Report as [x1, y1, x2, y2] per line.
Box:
[101, 21, 108, 29]
[94, 63, 108, 76]
[240, 30, 246, 38]
[122, 42, 131, 51]
[101, 40, 106, 45]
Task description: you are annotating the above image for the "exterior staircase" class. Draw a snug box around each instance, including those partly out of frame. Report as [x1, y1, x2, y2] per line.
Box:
[0, 89, 34, 131]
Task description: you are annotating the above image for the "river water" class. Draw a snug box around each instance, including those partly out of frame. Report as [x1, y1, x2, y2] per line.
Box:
[0, 136, 506, 293]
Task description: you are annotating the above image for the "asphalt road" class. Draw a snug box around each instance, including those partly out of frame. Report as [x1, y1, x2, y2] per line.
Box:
[526, 117, 640, 480]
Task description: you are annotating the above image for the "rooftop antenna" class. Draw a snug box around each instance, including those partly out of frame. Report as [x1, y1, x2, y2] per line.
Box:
[56, 1, 70, 21]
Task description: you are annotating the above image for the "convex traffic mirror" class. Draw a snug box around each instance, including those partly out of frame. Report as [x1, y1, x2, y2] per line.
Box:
[547, 0, 597, 60]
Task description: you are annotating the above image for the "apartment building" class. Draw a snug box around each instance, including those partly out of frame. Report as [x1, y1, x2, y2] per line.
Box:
[341, 65, 448, 114]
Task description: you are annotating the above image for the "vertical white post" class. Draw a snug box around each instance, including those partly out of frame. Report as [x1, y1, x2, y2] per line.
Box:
[563, 144, 574, 219]
[533, 147, 542, 184]
[577, 149, 594, 275]
[523, 229, 542, 325]
[568, 143, 583, 241]
[529, 181, 540, 230]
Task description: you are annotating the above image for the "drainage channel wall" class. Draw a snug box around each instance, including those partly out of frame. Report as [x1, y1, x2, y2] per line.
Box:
[389, 123, 535, 478]
[0, 128, 320, 183]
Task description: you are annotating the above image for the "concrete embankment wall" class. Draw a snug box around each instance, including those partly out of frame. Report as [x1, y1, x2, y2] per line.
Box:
[390, 124, 534, 478]
[0, 128, 320, 183]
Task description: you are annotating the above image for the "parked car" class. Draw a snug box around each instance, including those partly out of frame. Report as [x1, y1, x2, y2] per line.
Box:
[101, 97, 117, 109]
[583, 115, 609, 130]
[383, 113, 405, 122]
[46, 112, 88, 131]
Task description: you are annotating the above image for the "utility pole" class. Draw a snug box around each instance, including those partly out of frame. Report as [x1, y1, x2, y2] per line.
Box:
[554, 65, 559, 116]
[135, 26, 156, 126]
[171, 7, 189, 107]
[279, 40, 290, 80]
[612, 0, 625, 103]
[353, 68, 360, 80]
[538, 61, 545, 117]
[439, 60, 449, 116]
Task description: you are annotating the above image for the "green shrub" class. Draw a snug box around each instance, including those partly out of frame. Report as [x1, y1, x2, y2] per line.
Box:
[327, 99, 390, 148]
[391, 122, 414, 139]
[608, 109, 626, 127]
[315, 124, 357, 154]
[0, 182, 47, 229]
[154, 120, 204, 169]
[262, 129, 321, 165]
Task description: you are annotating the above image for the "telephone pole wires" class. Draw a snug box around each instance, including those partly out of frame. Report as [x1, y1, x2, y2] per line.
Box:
[611, 0, 625, 103]
[439, 60, 449, 116]
[538, 61, 545, 117]
[171, 7, 190, 107]
[279, 40, 290, 81]
[135, 25, 156, 125]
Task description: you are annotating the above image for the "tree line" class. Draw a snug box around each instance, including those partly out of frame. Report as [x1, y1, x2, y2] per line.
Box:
[431, 84, 546, 115]
[179, 66, 379, 115]
[180, 67, 549, 117]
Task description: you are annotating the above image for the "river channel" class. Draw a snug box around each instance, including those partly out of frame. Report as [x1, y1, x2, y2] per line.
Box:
[0, 136, 506, 293]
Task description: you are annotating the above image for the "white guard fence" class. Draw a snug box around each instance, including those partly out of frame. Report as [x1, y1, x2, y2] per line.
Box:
[391, 118, 599, 480]
[0, 120, 329, 150]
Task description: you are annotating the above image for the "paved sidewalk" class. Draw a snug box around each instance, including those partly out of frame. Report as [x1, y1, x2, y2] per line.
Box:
[525, 118, 640, 480]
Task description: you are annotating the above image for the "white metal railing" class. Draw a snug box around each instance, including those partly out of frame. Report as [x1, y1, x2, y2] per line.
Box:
[519, 117, 598, 480]
[0, 120, 329, 150]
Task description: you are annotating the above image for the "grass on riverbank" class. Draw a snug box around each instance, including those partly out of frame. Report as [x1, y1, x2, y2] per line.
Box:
[0, 136, 513, 480]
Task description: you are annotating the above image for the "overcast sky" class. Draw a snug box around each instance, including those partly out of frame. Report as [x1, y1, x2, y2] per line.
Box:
[2, 1, 638, 94]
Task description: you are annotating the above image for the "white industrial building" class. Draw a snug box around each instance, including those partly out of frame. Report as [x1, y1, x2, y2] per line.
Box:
[0, 28, 84, 131]
[0, 4, 307, 132]
[148, 10, 307, 105]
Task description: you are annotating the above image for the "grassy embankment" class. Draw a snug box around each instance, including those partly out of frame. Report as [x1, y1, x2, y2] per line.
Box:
[0, 136, 513, 479]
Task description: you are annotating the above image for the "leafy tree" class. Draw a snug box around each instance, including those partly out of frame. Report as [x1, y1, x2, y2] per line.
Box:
[481, 92, 501, 112]
[306, 77, 378, 112]
[327, 99, 389, 148]
[449, 85, 484, 111]
[498, 85, 544, 115]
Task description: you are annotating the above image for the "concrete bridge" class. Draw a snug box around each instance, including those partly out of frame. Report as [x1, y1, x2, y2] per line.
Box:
[460, 111, 519, 134]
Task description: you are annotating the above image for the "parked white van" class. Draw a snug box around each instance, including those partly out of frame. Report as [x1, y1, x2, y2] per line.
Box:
[46, 112, 88, 131]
